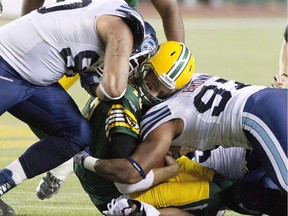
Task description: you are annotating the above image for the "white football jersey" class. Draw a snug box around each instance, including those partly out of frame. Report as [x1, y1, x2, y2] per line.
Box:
[194, 147, 247, 181]
[140, 73, 265, 151]
[0, 0, 141, 85]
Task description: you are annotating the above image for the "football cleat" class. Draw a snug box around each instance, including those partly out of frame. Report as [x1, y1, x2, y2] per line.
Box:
[36, 172, 64, 200]
[103, 195, 144, 216]
[0, 199, 14, 216]
[216, 210, 226, 216]
[103, 195, 160, 216]
[0, 169, 16, 197]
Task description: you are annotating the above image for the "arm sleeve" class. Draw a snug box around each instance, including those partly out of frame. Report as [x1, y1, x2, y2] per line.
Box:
[109, 133, 138, 158]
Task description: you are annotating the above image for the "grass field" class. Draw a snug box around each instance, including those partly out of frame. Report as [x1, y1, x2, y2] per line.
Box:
[0, 14, 286, 215]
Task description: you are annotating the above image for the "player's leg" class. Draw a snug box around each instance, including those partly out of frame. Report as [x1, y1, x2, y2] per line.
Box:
[0, 83, 92, 197]
[10, 83, 92, 175]
[0, 56, 39, 201]
[0, 56, 30, 114]
[242, 88, 288, 192]
[224, 179, 287, 216]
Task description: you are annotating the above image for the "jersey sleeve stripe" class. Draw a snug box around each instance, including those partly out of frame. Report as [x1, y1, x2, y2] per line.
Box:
[105, 104, 140, 137]
[140, 105, 171, 138]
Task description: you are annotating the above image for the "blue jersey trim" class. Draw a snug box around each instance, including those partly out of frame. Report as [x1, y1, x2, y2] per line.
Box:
[140, 106, 171, 139]
[243, 116, 287, 186]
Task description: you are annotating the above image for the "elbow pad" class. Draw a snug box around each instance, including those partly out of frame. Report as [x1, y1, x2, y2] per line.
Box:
[114, 170, 154, 194]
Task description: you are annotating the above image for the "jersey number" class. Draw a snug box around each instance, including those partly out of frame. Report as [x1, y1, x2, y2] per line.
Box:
[37, 0, 92, 14]
[60, 48, 100, 75]
[194, 78, 249, 116]
[38, 0, 99, 75]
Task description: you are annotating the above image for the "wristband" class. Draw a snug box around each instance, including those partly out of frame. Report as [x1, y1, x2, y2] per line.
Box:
[99, 81, 126, 100]
[127, 156, 146, 179]
[83, 156, 99, 172]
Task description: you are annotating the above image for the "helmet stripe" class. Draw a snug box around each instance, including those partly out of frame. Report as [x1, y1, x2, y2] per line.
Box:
[167, 44, 191, 81]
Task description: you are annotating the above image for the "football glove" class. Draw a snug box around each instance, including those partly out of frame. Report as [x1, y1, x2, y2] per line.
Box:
[272, 74, 288, 89]
[80, 71, 102, 96]
[73, 148, 90, 169]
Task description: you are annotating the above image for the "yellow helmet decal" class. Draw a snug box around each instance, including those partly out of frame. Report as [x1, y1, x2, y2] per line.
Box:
[167, 44, 191, 83]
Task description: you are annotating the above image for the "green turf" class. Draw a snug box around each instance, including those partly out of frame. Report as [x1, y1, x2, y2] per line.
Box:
[0, 16, 285, 215]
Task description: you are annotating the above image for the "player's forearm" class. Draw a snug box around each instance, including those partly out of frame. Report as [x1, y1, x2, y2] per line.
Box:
[151, 156, 179, 186]
[279, 41, 288, 76]
[162, 12, 184, 42]
[152, 0, 185, 42]
[86, 157, 143, 184]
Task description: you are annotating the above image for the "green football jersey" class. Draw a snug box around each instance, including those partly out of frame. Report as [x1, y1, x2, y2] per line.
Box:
[74, 85, 143, 209]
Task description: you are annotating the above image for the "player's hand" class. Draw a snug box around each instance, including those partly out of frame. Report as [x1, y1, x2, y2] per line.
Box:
[164, 155, 179, 176]
[73, 148, 90, 168]
[80, 71, 102, 96]
[272, 74, 288, 89]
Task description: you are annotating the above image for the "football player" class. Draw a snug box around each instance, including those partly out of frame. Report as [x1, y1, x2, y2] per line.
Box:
[21, 0, 185, 92]
[74, 42, 236, 216]
[36, 42, 234, 216]
[80, 43, 288, 215]
[0, 0, 145, 210]
[35, 20, 159, 200]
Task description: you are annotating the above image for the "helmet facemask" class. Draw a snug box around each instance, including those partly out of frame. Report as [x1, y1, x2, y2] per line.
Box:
[131, 63, 176, 105]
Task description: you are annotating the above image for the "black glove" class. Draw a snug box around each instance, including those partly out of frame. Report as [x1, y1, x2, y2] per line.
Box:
[80, 71, 101, 96]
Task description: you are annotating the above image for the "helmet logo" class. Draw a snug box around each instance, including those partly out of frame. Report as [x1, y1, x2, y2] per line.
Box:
[141, 37, 157, 53]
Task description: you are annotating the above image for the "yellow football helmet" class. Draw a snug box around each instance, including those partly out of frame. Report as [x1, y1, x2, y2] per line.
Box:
[132, 41, 195, 105]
